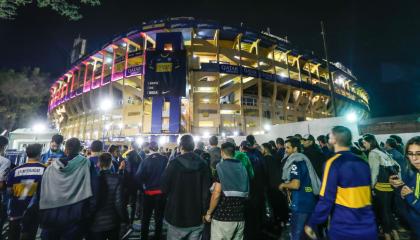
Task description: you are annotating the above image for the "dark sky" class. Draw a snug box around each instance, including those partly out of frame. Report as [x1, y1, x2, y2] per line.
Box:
[1, 0, 419, 118]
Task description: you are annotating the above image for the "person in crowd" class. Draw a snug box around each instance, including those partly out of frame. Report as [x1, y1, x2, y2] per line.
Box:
[225, 138, 254, 180]
[208, 136, 221, 169]
[279, 137, 320, 240]
[363, 134, 400, 240]
[275, 138, 285, 161]
[125, 141, 142, 225]
[39, 138, 94, 240]
[89, 140, 103, 174]
[385, 138, 406, 178]
[90, 152, 128, 240]
[389, 136, 420, 239]
[390, 135, 404, 155]
[40, 134, 64, 165]
[204, 142, 249, 239]
[261, 143, 284, 233]
[7, 143, 46, 240]
[316, 135, 334, 159]
[268, 140, 277, 155]
[302, 134, 326, 179]
[194, 141, 206, 157]
[305, 126, 377, 240]
[108, 145, 122, 172]
[136, 141, 168, 240]
[294, 134, 303, 140]
[0, 136, 11, 238]
[139, 142, 150, 161]
[162, 135, 211, 240]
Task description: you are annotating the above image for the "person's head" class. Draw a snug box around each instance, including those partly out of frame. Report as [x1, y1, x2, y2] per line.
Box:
[317, 135, 328, 147]
[385, 138, 398, 151]
[225, 138, 236, 146]
[294, 134, 302, 140]
[246, 135, 256, 146]
[362, 134, 379, 151]
[196, 141, 205, 151]
[221, 142, 235, 159]
[131, 141, 140, 151]
[90, 140, 103, 153]
[261, 143, 272, 156]
[357, 138, 366, 151]
[99, 152, 113, 170]
[0, 136, 8, 155]
[209, 135, 218, 147]
[200, 152, 211, 166]
[50, 134, 64, 152]
[179, 135, 194, 153]
[142, 142, 150, 153]
[269, 140, 276, 150]
[405, 136, 420, 171]
[390, 135, 403, 146]
[276, 138, 284, 148]
[64, 138, 81, 157]
[240, 141, 251, 152]
[302, 134, 315, 148]
[108, 145, 120, 157]
[285, 137, 301, 155]
[329, 126, 352, 149]
[26, 143, 43, 161]
[149, 141, 159, 152]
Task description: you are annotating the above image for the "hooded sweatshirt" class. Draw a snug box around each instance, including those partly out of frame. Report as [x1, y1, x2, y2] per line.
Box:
[162, 152, 211, 228]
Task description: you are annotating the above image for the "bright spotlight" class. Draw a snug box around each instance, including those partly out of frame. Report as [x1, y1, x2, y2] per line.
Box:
[233, 131, 239, 136]
[263, 124, 271, 131]
[221, 132, 226, 138]
[136, 137, 144, 145]
[32, 123, 47, 133]
[193, 135, 201, 142]
[203, 131, 210, 138]
[346, 112, 358, 123]
[100, 98, 113, 111]
[159, 136, 169, 145]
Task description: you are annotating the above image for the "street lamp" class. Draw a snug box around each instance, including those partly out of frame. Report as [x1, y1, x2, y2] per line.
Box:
[346, 111, 358, 123]
[32, 123, 47, 133]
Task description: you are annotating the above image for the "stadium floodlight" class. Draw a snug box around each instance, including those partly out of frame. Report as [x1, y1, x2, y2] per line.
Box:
[263, 124, 271, 131]
[221, 132, 226, 138]
[100, 98, 113, 111]
[159, 136, 169, 145]
[136, 137, 144, 145]
[193, 135, 201, 142]
[233, 131, 239, 136]
[32, 123, 47, 133]
[203, 131, 210, 138]
[346, 111, 358, 123]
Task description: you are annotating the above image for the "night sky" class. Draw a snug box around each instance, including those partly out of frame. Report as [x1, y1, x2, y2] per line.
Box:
[1, 0, 419, 118]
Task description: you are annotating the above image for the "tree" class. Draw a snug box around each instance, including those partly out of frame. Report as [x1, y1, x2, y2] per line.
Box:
[0, 0, 100, 20]
[0, 68, 50, 132]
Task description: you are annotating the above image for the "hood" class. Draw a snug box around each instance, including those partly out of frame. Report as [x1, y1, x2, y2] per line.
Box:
[54, 154, 89, 174]
[175, 152, 207, 171]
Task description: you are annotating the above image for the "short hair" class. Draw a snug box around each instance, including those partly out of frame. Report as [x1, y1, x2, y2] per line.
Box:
[179, 135, 194, 152]
[386, 138, 398, 149]
[390, 135, 403, 144]
[269, 140, 276, 149]
[276, 138, 284, 146]
[99, 152, 112, 169]
[0, 136, 8, 149]
[225, 138, 236, 146]
[331, 126, 352, 147]
[51, 134, 64, 145]
[246, 135, 256, 145]
[196, 141, 205, 151]
[90, 140, 103, 152]
[262, 143, 273, 153]
[303, 134, 315, 142]
[131, 141, 139, 149]
[294, 134, 302, 140]
[317, 135, 327, 144]
[26, 144, 43, 158]
[108, 144, 119, 154]
[285, 137, 301, 152]
[362, 133, 379, 150]
[221, 142, 235, 158]
[209, 135, 218, 146]
[65, 138, 81, 155]
[149, 141, 159, 152]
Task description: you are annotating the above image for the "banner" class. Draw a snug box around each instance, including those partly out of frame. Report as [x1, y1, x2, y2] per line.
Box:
[144, 50, 187, 97]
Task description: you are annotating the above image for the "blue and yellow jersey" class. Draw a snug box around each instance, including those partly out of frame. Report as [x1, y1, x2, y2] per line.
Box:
[40, 149, 65, 164]
[307, 151, 377, 240]
[6, 161, 46, 220]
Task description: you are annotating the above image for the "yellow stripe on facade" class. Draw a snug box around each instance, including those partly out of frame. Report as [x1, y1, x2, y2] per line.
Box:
[320, 154, 341, 197]
[335, 186, 372, 208]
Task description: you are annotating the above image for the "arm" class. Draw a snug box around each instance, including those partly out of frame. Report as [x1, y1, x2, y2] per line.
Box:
[402, 186, 420, 214]
[368, 152, 380, 187]
[279, 179, 300, 190]
[207, 182, 221, 216]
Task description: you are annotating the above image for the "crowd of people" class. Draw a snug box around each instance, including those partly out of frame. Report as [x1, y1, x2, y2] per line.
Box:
[0, 126, 418, 240]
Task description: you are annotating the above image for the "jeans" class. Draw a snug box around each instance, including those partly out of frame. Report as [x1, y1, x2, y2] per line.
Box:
[166, 223, 203, 240]
[41, 224, 86, 240]
[290, 212, 310, 240]
[211, 219, 244, 240]
[141, 194, 165, 240]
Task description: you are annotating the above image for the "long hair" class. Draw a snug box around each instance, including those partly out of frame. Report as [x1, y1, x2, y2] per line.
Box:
[405, 136, 420, 172]
[362, 134, 380, 151]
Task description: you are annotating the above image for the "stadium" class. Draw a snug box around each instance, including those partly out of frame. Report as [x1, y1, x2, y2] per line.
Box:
[48, 17, 370, 143]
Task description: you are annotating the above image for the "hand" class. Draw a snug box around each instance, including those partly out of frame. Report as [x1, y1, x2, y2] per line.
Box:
[304, 225, 317, 240]
[119, 160, 126, 170]
[203, 214, 212, 223]
[279, 183, 285, 191]
[401, 186, 413, 198]
[389, 175, 404, 188]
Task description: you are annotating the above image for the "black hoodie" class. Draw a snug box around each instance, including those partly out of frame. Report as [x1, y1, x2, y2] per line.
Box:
[162, 152, 211, 228]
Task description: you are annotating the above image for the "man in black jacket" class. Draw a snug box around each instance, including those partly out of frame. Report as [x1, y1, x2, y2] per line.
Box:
[302, 134, 326, 179]
[162, 135, 211, 240]
[125, 142, 142, 225]
[136, 141, 168, 240]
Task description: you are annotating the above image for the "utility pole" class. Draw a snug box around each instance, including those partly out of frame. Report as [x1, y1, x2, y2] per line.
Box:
[320, 21, 337, 117]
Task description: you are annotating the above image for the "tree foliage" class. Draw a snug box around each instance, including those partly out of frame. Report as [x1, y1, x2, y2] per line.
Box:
[0, 0, 100, 20]
[0, 68, 50, 131]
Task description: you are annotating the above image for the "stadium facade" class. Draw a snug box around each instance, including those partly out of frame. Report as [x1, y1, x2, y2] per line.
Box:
[48, 17, 369, 143]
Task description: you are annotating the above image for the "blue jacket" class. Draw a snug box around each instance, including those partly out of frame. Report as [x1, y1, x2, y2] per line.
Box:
[402, 170, 420, 238]
[136, 153, 168, 192]
[307, 151, 377, 240]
